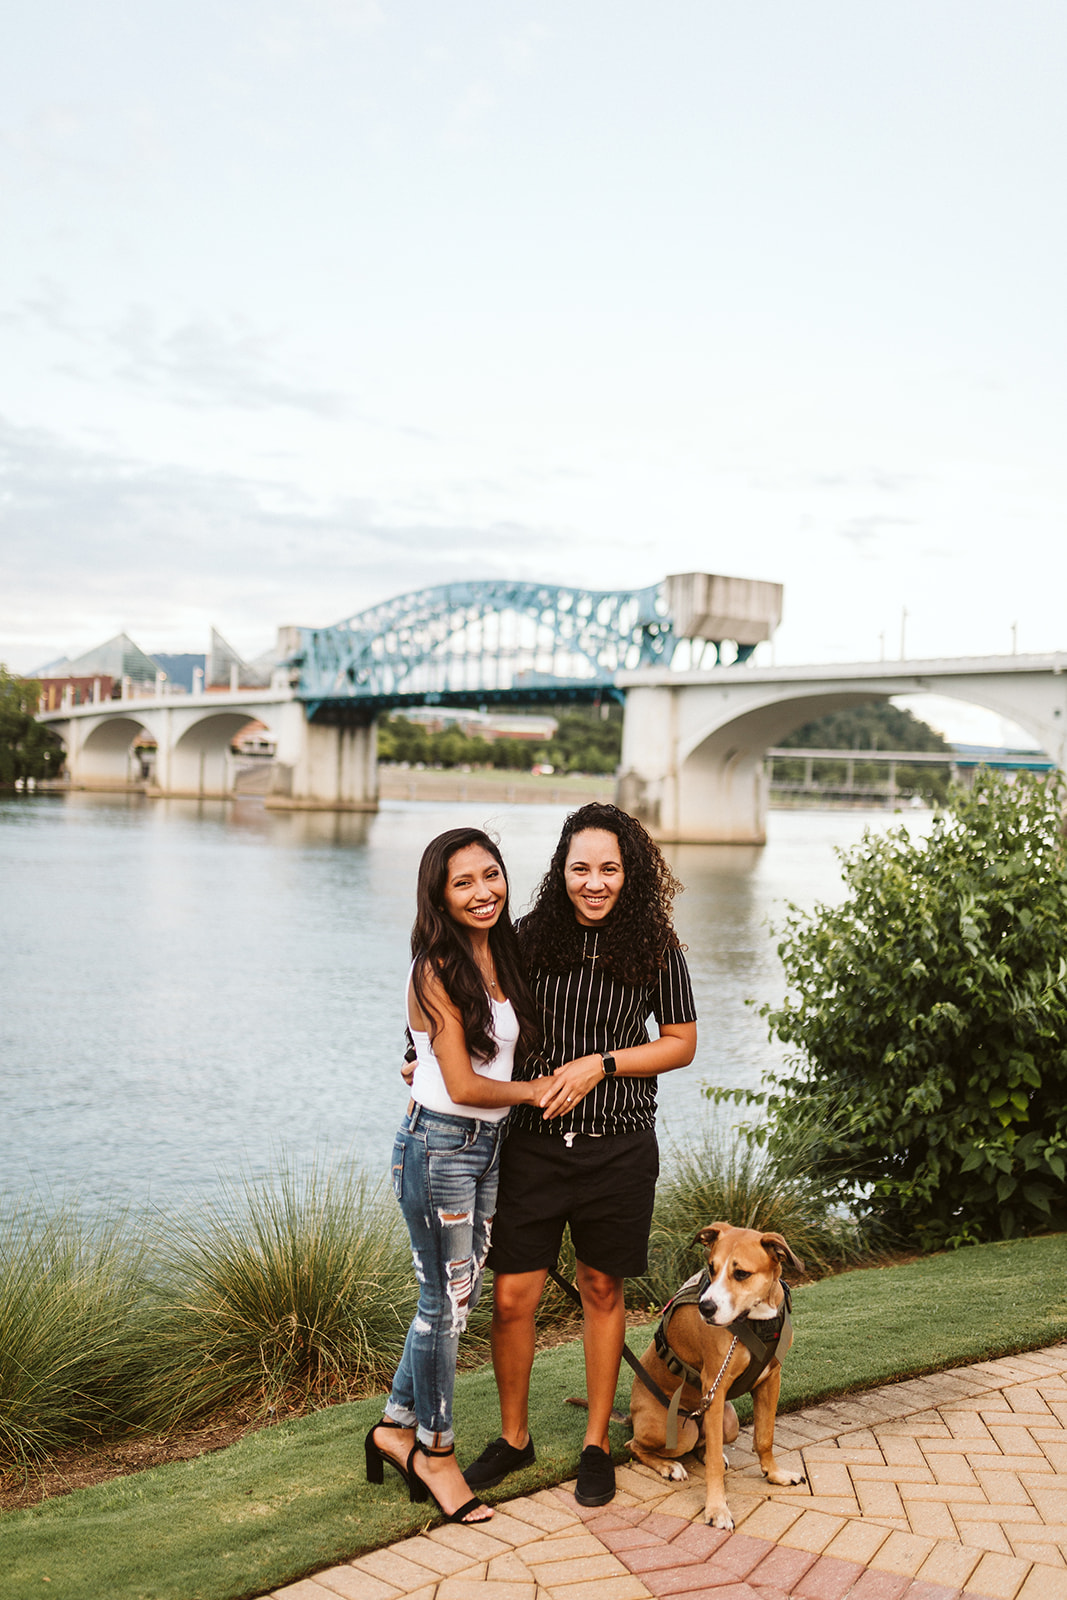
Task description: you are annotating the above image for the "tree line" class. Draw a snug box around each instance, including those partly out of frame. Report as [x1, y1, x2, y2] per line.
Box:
[0, 669, 64, 787]
[376, 705, 624, 775]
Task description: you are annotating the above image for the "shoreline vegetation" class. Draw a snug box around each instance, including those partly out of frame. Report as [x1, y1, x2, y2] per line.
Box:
[0, 1116, 867, 1497]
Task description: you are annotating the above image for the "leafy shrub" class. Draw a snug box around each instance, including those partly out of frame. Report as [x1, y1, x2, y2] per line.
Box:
[754, 772, 1067, 1249]
[0, 1205, 149, 1465]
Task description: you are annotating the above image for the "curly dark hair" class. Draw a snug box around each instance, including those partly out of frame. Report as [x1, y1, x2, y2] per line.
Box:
[410, 827, 539, 1065]
[518, 803, 683, 984]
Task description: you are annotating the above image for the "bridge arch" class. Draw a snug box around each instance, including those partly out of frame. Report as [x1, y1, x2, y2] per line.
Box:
[169, 708, 278, 796]
[619, 660, 1067, 843]
[71, 713, 160, 788]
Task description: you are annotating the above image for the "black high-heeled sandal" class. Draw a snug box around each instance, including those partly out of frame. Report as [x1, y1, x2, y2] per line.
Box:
[407, 1440, 492, 1523]
[364, 1418, 414, 1486]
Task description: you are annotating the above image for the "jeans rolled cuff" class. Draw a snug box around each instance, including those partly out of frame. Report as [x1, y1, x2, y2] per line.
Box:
[417, 1425, 455, 1451]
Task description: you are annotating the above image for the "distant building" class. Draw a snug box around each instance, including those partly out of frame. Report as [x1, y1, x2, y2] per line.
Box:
[35, 633, 162, 688]
[151, 653, 206, 693]
[37, 676, 117, 710]
[205, 627, 273, 689]
[33, 628, 277, 696]
[399, 708, 557, 742]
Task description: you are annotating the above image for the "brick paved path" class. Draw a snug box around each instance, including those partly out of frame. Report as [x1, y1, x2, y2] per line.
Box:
[266, 1346, 1067, 1600]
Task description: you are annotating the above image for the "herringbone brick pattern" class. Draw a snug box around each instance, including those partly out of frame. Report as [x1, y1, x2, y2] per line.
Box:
[267, 1345, 1067, 1600]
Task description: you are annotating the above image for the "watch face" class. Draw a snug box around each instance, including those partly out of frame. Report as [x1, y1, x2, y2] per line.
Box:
[602, 1054, 617, 1075]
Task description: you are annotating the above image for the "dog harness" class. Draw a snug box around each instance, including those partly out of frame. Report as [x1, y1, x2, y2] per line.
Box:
[546, 1263, 794, 1454]
[653, 1269, 794, 1450]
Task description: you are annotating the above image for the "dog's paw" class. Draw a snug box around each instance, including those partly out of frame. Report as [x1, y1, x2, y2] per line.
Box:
[704, 1505, 735, 1531]
[722, 1451, 730, 1472]
[765, 1468, 807, 1487]
[654, 1460, 688, 1482]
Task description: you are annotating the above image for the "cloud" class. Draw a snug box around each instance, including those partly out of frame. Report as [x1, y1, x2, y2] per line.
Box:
[106, 308, 351, 417]
[0, 413, 572, 666]
[837, 514, 914, 555]
[255, 0, 384, 60]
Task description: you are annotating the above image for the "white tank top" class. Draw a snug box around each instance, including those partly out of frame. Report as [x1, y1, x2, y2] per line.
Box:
[407, 968, 519, 1123]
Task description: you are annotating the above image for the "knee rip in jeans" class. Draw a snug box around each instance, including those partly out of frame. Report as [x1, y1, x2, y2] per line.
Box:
[436, 1209, 477, 1334]
[444, 1252, 477, 1335]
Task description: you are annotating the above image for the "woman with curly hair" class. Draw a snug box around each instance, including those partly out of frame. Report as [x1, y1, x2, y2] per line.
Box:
[463, 803, 697, 1509]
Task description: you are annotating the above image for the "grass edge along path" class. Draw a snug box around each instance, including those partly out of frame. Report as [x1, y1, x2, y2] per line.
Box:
[4, 1232, 1067, 1600]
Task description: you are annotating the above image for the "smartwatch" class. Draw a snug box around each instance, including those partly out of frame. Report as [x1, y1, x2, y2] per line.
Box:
[601, 1053, 617, 1076]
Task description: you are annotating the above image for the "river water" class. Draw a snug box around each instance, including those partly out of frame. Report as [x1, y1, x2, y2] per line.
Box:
[0, 793, 923, 1217]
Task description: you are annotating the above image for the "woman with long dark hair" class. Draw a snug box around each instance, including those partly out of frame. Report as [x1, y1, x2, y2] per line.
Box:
[463, 803, 697, 1510]
[366, 827, 549, 1525]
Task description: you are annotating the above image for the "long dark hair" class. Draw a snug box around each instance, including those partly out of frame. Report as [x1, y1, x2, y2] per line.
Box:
[411, 827, 538, 1064]
[519, 802, 683, 985]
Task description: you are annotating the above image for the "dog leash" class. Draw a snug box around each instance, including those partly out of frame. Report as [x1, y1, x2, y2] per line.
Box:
[547, 1264, 740, 1444]
[547, 1267, 679, 1413]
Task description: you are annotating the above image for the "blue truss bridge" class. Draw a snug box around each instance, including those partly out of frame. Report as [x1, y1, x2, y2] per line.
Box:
[286, 575, 777, 720]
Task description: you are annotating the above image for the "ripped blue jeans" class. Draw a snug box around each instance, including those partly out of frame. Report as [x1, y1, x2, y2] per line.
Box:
[384, 1103, 504, 1449]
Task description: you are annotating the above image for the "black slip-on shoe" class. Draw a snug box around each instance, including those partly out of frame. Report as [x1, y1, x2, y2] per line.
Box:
[574, 1444, 615, 1507]
[463, 1433, 536, 1491]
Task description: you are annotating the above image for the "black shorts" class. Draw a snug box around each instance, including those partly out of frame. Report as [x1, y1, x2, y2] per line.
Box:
[486, 1127, 659, 1280]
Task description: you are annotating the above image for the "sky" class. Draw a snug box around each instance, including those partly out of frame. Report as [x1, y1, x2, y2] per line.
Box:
[2, 0, 1065, 743]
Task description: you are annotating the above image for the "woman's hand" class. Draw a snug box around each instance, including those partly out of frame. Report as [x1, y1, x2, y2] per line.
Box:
[540, 1055, 604, 1119]
[523, 1076, 556, 1107]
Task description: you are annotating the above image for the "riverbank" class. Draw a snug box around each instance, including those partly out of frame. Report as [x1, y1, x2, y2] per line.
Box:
[375, 767, 615, 804]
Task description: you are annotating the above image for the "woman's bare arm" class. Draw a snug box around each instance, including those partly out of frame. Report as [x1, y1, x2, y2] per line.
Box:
[410, 971, 552, 1109]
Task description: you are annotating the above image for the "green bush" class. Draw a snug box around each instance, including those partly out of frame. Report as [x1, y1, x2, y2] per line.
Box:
[752, 772, 1067, 1249]
[0, 1205, 150, 1465]
[141, 1163, 419, 1429]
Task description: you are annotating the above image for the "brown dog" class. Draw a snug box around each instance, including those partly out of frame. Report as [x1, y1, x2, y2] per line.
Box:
[627, 1222, 806, 1529]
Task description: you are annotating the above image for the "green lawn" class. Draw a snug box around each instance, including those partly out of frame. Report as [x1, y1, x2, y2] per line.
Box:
[4, 1233, 1067, 1600]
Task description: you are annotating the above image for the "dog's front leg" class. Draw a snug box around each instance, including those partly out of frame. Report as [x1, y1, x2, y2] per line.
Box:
[752, 1365, 806, 1487]
[701, 1394, 733, 1529]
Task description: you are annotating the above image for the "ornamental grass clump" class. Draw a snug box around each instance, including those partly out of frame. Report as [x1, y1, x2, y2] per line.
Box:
[755, 771, 1067, 1250]
[0, 1203, 150, 1467]
[631, 1110, 868, 1310]
[142, 1161, 418, 1428]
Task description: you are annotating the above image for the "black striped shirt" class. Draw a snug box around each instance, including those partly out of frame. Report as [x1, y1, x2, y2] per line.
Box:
[510, 928, 697, 1138]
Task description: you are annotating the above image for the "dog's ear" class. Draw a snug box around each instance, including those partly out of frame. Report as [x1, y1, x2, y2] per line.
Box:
[760, 1232, 805, 1275]
[694, 1221, 733, 1250]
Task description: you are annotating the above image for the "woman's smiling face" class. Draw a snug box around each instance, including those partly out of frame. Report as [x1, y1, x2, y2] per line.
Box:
[442, 844, 507, 932]
[564, 828, 625, 926]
